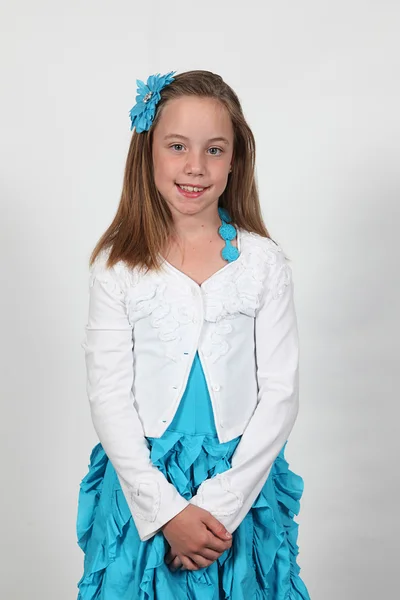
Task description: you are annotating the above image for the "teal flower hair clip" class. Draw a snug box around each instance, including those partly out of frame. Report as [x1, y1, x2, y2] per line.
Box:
[129, 71, 176, 133]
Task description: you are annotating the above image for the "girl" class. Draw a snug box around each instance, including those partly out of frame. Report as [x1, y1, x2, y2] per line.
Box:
[76, 70, 311, 599]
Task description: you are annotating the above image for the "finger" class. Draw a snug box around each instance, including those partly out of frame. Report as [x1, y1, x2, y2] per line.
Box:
[180, 554, 199, 571]
[169, 556, 182, 572]
[205, 532, 233, 553]
[189, 553, 215, 569]
[204, 514, 232, 542]
[192, 547, 221, 562]
[165, 547, 180, 564]
[165, 550, 176, 565]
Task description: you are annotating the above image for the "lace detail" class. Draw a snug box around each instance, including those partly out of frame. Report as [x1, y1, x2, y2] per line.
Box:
[200, 235, 285, 362]
[128, 278, 196, 361]
[201, 321, 233, 363]
[202, 236, 283, 322]
[196, 472, 244, 517]
[88, 249, 144, 328]
[129, 479, 161, 522]
[273, 263, 292, 299]
[88, 234, 290, 363]
[88, 250, 126, 296]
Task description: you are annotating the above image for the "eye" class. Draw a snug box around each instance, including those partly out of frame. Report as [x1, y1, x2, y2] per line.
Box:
[208, 147, 223, 156]
[170, 144, 185, 152]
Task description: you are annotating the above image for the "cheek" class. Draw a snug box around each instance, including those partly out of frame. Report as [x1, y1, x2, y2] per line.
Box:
[154, 153, 177, 181]
[213, 161, 230, 181]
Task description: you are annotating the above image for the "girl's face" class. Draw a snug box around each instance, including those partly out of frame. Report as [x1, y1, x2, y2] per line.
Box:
[152, 96, 234, 218]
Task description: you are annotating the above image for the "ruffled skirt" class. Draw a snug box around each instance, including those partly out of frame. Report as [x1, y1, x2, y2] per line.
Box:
[76, 433, 310, 599]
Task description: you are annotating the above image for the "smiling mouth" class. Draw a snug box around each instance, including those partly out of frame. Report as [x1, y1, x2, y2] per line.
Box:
[176, 183, 210, 192]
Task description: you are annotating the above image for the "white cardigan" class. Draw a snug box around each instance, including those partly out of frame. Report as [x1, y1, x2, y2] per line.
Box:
[81, 228, 300, 541]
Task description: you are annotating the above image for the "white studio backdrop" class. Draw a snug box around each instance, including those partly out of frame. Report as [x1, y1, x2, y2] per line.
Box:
[0, 1, 399, 598]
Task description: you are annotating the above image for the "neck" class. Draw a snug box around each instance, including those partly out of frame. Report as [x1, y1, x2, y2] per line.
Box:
[169, 207, 222, 245]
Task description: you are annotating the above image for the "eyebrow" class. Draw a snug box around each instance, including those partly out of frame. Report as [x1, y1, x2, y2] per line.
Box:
[163, 134, 230, 145]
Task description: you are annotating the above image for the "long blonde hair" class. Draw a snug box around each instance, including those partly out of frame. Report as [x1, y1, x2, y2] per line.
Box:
[89, 69, 273, 271]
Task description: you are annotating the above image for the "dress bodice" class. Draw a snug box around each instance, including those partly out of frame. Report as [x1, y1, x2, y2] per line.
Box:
[165, 352, 218, 436]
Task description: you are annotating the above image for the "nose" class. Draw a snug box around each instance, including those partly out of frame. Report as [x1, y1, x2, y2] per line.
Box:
[184, 150, 206, 176]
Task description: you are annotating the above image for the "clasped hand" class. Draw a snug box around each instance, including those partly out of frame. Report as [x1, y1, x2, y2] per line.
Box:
[162, 504, 232, 572]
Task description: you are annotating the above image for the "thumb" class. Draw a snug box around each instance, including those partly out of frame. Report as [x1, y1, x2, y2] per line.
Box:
[204, 513, 232, 540]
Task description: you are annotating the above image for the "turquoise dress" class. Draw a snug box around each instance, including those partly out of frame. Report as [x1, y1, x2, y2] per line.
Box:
[76, 350, 310, 599]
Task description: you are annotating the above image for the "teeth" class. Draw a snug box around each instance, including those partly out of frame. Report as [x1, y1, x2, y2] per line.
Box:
[178, 185, 205, 192]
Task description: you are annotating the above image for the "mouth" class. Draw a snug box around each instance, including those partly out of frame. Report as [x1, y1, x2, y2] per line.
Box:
[175, 183, 210, 198]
